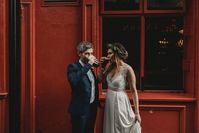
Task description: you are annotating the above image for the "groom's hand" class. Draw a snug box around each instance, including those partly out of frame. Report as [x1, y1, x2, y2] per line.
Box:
[88, 55, 98, 66]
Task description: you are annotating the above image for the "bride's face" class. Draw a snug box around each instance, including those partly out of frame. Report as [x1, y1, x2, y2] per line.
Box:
[107, 49, 114, 63]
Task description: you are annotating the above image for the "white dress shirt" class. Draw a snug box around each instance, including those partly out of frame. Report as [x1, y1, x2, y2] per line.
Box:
[79, 60, 95, 103]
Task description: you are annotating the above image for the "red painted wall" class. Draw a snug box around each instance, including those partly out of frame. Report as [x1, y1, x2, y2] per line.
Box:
[26, 0, 199, 133]
[0, 0, 199, 133]
[35, 1, 82, 132]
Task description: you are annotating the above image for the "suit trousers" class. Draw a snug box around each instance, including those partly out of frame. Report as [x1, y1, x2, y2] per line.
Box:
[71, 102, 97, 133]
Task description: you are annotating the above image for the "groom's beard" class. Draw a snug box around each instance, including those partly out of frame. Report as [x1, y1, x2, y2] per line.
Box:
[81, 56, 89, 64]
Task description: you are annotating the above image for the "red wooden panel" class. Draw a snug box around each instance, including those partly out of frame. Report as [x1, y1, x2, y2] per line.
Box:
[95, 104, 186, 133]
[142, 111, 180, 132]
[35, 1, 82, 133]
[140, 105, 186, 133]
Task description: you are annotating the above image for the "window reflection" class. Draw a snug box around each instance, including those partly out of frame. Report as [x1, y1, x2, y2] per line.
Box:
[144, 16, 184, 90]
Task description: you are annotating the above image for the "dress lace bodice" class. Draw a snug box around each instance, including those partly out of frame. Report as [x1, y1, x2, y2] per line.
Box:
[107, 67, 128, 91]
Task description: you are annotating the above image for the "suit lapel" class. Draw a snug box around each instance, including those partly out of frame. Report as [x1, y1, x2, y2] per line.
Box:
[77, 62, 91, 84]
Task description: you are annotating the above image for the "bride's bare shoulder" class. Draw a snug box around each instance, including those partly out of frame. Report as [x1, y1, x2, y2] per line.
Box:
[123, 63, 135, 74]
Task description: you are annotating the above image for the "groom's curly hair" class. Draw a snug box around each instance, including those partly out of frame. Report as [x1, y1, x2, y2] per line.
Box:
[77, 41, 93, 54]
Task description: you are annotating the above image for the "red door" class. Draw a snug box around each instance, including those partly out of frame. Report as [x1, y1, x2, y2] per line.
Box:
[34, 1, 82, 133]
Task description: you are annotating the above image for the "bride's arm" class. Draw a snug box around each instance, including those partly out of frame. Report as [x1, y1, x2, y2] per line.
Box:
[97, 57, 111, 82]
[97, 67, 106, 83]
[126, 66, 141, 123]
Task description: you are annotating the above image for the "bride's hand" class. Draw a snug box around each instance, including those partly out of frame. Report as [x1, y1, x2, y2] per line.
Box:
[135, 114, 141, 123]
[100, 57, 110, 68]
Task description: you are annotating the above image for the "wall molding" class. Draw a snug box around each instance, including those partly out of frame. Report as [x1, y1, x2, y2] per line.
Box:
[0, 0, 8, 94]
[20, 1, 36, 133]
[0, 93, 8, 99]
[41, 0, 80, 7]
[194, 0, 199, 132]
[82, 0, 101, 79]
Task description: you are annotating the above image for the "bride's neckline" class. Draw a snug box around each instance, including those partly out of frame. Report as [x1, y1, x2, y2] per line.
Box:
[107, 63, 128, 82]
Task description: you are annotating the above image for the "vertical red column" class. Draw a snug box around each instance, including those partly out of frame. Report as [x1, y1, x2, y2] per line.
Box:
[0, 0, 9, 132]
[195, 0, 199, 132]
[82, 1, 102, 133]
[82, 0, 101, 96]
[82, 0, 100, 58]
[20, 0, 36, 133]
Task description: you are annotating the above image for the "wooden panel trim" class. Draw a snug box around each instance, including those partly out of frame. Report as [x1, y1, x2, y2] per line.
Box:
[82, 1, 98, 44]
[0, 0, 8, 132]
[82, 0, 100, 66]
[0, 93, 8, 99]
[140, 105, 186, 133]
[82, 0, 94, 42]
[140, 16, 145, 78]
[0, 0, 8, 94]
[83, 4, 92, 42]
[99, 92, 196, 103]
[41, 0, 80, 7]
[20, 1, 36, 133]
[195, 0, 199, 132]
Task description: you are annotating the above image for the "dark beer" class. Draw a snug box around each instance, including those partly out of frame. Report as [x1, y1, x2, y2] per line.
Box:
[101, 57, 110, 68]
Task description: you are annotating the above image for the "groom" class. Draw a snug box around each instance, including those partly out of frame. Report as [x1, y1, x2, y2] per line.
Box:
[67, 41, 99, 133]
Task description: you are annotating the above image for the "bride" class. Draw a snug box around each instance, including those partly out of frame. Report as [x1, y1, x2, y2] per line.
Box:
[98, 42, 141, 133]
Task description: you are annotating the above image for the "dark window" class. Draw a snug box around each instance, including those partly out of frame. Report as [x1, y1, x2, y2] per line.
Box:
[42, 0, 79, 6]
[147, 0, 185, 10]
[104, 0, 140, 11]
[102, 17, 141, 89]
[144, 16, 184, 90]
[44, 0, 77, 2]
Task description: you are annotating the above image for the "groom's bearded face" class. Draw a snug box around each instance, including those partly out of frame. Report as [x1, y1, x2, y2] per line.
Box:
[79, 48, 94, 64]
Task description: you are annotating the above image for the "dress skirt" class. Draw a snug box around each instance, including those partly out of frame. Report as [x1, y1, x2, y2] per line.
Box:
[103, 89, 140, 133]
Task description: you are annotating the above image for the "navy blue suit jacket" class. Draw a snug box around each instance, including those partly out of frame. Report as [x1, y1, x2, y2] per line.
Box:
[67, 62, 99, 115]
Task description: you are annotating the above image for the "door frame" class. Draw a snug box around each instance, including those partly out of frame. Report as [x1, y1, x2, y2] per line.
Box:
[9, 0, 21, 132]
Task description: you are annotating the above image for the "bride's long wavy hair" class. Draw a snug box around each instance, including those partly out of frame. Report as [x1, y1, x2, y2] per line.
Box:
[106, 42, 128, 76]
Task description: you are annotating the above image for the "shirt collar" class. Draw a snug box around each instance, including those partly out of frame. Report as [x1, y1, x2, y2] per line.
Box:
[79, 59, 85, 67]
[79, 59, 94, 71]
